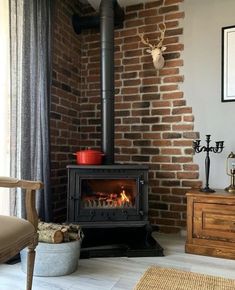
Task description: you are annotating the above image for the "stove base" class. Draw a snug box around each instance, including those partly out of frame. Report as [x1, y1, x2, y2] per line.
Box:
[79, 221, 164, 258]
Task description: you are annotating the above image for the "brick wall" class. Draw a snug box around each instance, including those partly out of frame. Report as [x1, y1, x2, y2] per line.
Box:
[50, 0, 83, 220]
[51, 0, 202, 232]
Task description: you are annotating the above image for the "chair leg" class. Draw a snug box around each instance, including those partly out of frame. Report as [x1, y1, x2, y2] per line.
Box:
[26, 245, 36, 290]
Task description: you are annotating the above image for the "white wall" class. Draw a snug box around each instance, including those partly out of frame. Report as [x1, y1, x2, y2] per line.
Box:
[183, 0, 235, 190]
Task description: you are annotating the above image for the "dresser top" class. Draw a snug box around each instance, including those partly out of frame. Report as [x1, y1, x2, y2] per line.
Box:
[186, 189, 235, 198]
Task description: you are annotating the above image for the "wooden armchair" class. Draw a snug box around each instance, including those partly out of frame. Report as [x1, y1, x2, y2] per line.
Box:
[0, 177, 43, 290]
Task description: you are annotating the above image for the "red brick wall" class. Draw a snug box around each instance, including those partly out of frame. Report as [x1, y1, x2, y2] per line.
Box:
[51, 0, 202, 232]
[50, 0, 83, 220]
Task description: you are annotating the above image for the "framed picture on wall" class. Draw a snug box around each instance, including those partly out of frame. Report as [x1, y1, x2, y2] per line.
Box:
[222, 25, 235, 102]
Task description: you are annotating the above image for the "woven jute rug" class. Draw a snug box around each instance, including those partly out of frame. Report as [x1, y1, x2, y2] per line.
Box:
[134, 266, 235, 290]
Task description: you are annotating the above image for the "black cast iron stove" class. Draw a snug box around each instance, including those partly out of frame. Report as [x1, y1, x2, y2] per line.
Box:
[67, 164, 163, 258]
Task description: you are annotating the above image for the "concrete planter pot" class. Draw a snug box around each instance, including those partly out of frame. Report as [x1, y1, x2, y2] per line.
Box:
[20, 240, 81, 277]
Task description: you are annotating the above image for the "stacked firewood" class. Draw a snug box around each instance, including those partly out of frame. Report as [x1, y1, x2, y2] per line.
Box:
[38, 221, 83, 244]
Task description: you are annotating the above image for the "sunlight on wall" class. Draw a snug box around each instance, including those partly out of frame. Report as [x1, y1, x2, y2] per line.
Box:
[0, 0, 10, 215]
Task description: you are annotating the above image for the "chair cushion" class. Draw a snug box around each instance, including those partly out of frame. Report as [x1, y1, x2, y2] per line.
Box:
[0, 215, 35, 252]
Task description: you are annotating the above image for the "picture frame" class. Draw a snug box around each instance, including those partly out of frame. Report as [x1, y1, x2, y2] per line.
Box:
[222, 25, 235, 102]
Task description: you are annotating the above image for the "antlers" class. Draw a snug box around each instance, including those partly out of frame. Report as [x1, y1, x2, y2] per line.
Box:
[138, 23, 166, 49]
[138, 33, 155, 49]
[157, 23, 166, 48]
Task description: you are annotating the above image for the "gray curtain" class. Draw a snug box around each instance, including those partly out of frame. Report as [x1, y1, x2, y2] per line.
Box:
[9, 0, 52, 221]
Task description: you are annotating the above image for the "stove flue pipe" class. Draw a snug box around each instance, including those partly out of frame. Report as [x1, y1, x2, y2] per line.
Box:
[72, 0, 124, 165]
[100, 0, 115, 164]
[72, 1, 124, 35]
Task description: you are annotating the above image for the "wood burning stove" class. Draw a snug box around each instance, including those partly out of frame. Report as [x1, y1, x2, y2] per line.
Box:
[70, 0, 163, 258]
[67, 165, 148, 223]
[67, 165, 164, 258]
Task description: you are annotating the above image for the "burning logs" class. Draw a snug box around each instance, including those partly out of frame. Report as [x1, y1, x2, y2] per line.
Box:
[82, 188, 133, 209]
[38, 221, 82, 244]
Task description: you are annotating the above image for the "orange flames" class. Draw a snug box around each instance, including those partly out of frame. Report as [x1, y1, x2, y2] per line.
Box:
[120, 189, 130, 203]
[83, 186, 132, 208]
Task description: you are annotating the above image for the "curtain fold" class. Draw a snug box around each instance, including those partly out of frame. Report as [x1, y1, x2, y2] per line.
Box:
[9, 0, 52, 221]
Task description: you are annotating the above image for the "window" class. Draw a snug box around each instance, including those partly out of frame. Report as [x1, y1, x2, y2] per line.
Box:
[0, 0, 10, 215]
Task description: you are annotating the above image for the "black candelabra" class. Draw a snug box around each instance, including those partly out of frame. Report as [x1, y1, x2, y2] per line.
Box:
[193, 135, 224, 192]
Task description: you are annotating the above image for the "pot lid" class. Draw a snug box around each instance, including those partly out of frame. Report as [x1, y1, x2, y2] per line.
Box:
[76, 148, 103, 154]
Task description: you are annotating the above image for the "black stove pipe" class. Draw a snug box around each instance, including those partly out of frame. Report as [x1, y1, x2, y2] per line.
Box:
[72, 0, 124, 165]
[100, 0, 115, 164]
[72, 1, 124, 35]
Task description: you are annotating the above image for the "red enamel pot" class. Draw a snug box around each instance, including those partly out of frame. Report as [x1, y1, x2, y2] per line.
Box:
[73, 149, 104, 165]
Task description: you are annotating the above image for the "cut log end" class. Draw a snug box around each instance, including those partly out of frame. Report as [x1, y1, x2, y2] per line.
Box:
[38, 229, 63, 244]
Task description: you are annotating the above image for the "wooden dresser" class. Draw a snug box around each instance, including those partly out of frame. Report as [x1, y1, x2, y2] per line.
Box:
[185, 189, 235, 260]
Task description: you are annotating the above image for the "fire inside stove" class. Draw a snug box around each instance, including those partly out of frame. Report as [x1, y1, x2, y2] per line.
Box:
[81, 178, 137, 209]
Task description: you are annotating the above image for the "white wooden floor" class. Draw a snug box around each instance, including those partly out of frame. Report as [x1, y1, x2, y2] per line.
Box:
[1, 232, 235, 290]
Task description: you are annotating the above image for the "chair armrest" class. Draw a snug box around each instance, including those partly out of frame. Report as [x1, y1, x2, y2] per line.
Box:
[0, 177, 43, 190]
[0, 177, 44, 230]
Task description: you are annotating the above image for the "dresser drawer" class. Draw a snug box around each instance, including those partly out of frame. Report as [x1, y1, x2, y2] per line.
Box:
[186, 190, 235, 259]
[193, 202, 235, 242]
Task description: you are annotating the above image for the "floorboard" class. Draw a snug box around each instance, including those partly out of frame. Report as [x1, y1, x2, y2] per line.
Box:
[1, 232, 235, 290]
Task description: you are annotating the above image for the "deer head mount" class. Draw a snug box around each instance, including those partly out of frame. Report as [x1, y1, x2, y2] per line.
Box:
[139, 23, 166, 70]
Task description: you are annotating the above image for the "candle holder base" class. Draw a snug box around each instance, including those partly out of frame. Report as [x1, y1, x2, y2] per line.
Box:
[200, 187, 215, 193]
[225, 185, 235, 194]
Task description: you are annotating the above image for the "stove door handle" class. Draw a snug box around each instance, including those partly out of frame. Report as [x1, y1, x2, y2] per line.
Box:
[139, 179, 145, 218]
[140, 179, 144, 185]
[89, 210, 95, 221]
